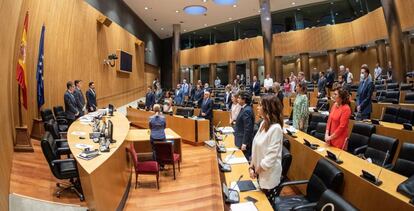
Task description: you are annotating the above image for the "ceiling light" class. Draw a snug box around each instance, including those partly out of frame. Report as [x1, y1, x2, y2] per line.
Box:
[228, 17, 232, 20]
[144, 7, 149, 10]
[291, 2, 296, 5]
[184, 29, 187, 32]
[233, 4, 237, 8]
[204, 24, 208, 26]
[203, 0, 208, 2]
[183, 5, 207, 15]
[176, 10, 179, 13]
[213, 0, 237, 5]
[161, 28, 164, 30]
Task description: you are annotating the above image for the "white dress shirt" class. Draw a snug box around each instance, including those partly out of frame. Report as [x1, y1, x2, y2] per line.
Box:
[263, 78, 273, 90]
[346, 72, 353, 84]
[374, 67, 382, 80]
[251, 122, 283, 189]
[230, 103, 242, 123]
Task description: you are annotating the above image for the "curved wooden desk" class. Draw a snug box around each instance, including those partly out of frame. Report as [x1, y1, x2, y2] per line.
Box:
[68, 112, 131, 211]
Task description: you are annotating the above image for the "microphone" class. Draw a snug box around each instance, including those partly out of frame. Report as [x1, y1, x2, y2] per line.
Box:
[314, 101, 327, 112]
[376, 150, 389, 183]
[225, 150, 236, 163]
[374, 90, 385, 103]
[230, 175, 244, 190]
[336, 138, 348, 161]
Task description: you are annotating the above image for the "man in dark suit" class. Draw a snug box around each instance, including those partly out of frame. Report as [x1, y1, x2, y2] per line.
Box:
[193, 84, 204, 108]
[326, 67, 335, 97]
[64, 81, 80, 126]
[199, 91, 214, 138]
[224, 85, 232, 110]
[336, 74, 351, 93]
[73, 80, 86, 116]
[250, 76, 260, 96]
[86, 81, 97, 112]
[145, 87, 156, 110]
[234, 91, 254, 159]
[357, 67, 374, 119]
[174, 84, 184, 105]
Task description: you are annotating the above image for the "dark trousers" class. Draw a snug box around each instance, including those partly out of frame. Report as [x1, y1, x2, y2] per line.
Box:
[150, 138, 165, 161]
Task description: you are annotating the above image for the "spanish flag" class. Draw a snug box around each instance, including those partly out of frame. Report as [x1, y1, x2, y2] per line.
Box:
[16, 12, 28, 109]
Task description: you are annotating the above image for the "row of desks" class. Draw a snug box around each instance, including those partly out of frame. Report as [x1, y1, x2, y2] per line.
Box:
[284, 129, 414, 211]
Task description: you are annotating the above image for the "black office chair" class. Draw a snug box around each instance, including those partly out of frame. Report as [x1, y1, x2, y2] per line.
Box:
[395, 108, 414, 125]
[347, 122, 375, 155]
[307, 113, 328, 134]
[387, 82, 399, 91]
[41, 108, 68, 132]
[360, 134, 398, 167]
[400, 83, 413, 91]
[175, 107, 194, 117]
[381, 107, 400, 123]
[311, 122, 326, 141]
[41, 108, 55, 123]
[391, 143, 414, 177]
[350, 84, 359, 92]
[316, 99, 329, 112]
[382, 91, 400, 104]
[374, 90, 387, 102]
[274, 159, 344, 211]
[281, 146, 292, 184]
[314, 190, 359, 211]
[404, 92, 414, 104]
[42, 129, 71, 157]
[41, 133, 84, 201]
[53, 106, 66, 119]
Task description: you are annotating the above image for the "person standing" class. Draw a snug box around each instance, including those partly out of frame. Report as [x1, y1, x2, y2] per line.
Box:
[318, 72, 327, 98]
[155, 86, 163, 104]
[292, 82, 309, 131]
[345, 67, 353, 84]
[251, 76, 261, 96]
[73, 80, 86, 116]
[386, 61, 393, 81]
[224, 85, 233, 110]
[214, 76, 221, 88]
[249, 95, 284, 203]
[325, 88, 352, 149]
[263, 74, 273, 93]
[283, 78, 292, 97]
[163, 92, 174, 113]
[85, 81, 97, 112]
[374, 63, 383, 82]
[200, 91, 214, 138]
[335, 75, 351, 93]
[64, 81, 79, 126]
[356, 67, 374, 119]
[181, 79, 189, 96]
[272, 82, 284, 107]
[145, 87, 156, 110]
[326, 67, 335, 97]
[235, 91, 255, 159]
[230, 93, 241, 125]
[174, 84, 184, 106]
[193, 84, 204, 108]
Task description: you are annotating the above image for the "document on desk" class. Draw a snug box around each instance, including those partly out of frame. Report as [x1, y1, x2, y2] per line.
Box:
[218, 127, 235, 134]
[226, 147, 239, 152]
[230, 202, 258, 211]
[225, 155, 248, 165]
[71, 131, 86, 136]
[166, 135, 175, 139]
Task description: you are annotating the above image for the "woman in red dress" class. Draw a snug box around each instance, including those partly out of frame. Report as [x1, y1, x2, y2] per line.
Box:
[325, 87, 352, 149]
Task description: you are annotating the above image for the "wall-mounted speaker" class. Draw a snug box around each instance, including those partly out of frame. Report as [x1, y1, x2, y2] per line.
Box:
[97, 14, 112, 27]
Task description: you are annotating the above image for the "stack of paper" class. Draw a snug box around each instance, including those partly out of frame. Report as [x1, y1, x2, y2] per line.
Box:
[218, 127, 235, 134]
[230, 202, 258, 211]
[226, 155, 248, 165]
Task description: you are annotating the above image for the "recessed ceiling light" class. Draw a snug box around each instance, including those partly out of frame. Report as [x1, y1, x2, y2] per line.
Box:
[183, 5, 207, 15]
[228, 17, 232, 20]
[204, 24, 208, 26]
[291, 2, 296, 5]
[213, 0, 237, 5]
[233, 4, 237, 8]
[144, 7, 149, 10]
[203, 0, 207, 2]
[176, 10, 179, 13]
[161, 28, 164, 30]
[184, 29, 187, 32]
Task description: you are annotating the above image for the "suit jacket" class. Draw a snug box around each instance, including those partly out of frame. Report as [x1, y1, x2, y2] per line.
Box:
[64, 91, 79, 120]
[357, 77, 374, 116]
[251, 81, 261, 96]
[194, 89, 204, 107]
[86, 88, 97, 112]
[174, 89, 184, 105]
[224, 92, 232, 110]
[326, 71, 335, 87]
[199, 98, 213, 120]
[181, 83, 189, 96]
[145, 92, 156, 108]
[73, 88, 85, 116]
[234, 105, 254, 149]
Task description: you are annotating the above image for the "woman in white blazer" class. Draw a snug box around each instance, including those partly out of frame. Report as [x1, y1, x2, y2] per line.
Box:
[249, 94, 284, 203]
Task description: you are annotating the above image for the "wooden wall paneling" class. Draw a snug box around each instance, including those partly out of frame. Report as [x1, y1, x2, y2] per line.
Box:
[12, 0, 147, 133]
[395, 0, 414, 31]
[144, 63, 160, 89]
[0, 0, 23, 209]
[351, 8, 388, 46]
[336, 47, 378, 82]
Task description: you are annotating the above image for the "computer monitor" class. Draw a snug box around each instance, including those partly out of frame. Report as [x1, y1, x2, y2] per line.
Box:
[108, 104, 114, 116]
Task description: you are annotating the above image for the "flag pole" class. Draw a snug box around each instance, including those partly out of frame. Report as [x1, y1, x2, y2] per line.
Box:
[17, 86, 23, 127]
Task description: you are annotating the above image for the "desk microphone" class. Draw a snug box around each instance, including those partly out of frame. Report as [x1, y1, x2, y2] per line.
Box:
[231, 175, 244, 190]
[336, 138, 348, 161]
[225, 151, 236, 163]
[376, 150, 389, 183]
[314, 102, 327, 112]
[360, 150, 389, 186]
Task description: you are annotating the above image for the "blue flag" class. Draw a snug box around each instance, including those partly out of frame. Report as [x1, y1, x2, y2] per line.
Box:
[36, 25, 45, 109]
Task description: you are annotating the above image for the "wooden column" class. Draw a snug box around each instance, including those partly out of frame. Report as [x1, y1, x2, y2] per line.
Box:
[274, 56, 283, 82]
[403, 32, 412, 73]
[376, 39, 388, 68]
[381, 0, 406, 82]
[259, 0, 274, 78]
[209, 63, 217, 86]
[328, 50, 338, 74]
[172, 24, 181, 86]
[228, 61, 236, 84]
[249, 59, 258, 83]
[300, 53, 310, 81]
[193, 65, 200, 85]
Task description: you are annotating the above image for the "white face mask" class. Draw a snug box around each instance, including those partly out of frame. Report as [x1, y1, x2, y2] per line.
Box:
[360, 73, 365, 80]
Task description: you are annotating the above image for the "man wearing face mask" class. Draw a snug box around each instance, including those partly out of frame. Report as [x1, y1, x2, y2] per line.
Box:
[356, 67, 374, 119]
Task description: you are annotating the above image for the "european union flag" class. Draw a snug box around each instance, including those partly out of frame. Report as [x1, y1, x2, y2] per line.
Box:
[36, 25, 45, 109]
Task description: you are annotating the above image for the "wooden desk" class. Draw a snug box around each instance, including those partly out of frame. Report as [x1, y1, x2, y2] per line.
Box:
[194, 108, 231, 127]
[284, 130, 414, 211]
[349, 120, 414, 164]
[220, 135, 274, 211]
[127, 107, 210, 145]
[372, 102, 414, 119]
[125, 128, 183, 161]
[67, 112, 131, 211]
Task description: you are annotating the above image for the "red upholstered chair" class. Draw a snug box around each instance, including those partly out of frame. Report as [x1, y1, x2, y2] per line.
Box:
[153, 141, 181, 180]
[127, 143, 159, 189]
